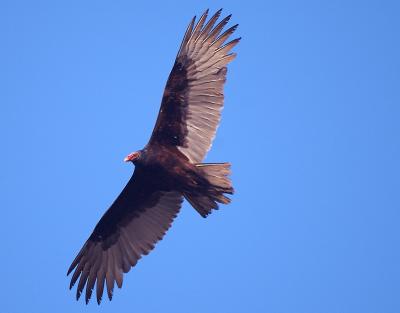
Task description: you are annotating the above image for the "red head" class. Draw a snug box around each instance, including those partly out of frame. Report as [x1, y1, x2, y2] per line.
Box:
[124, 151, 141, 163]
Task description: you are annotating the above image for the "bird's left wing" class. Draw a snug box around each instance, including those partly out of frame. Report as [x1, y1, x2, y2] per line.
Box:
[67, 172, 183, 304]
[148, 9, 240, 163]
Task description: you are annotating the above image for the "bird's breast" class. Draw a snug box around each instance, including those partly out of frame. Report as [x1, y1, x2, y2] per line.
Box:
[139, 146, 193, 191]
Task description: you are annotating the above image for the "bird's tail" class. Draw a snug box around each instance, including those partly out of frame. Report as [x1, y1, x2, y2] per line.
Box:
[184, 163, 234, 217]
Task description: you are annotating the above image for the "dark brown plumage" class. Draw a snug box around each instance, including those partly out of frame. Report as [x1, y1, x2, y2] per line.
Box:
[67, 9, 240, 304]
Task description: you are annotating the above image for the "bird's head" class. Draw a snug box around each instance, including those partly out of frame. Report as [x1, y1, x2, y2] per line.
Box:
[124, 150, 141, 164]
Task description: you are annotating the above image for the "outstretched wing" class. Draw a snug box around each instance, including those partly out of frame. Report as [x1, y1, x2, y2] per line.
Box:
[149, 9, 240, 163]
[67, 170, 183, 304]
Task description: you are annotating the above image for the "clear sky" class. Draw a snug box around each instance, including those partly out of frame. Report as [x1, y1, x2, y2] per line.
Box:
[1, 1, 399, 312]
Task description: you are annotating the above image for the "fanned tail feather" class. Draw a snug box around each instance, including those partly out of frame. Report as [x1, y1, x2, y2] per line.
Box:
[184, 163, 233, 217]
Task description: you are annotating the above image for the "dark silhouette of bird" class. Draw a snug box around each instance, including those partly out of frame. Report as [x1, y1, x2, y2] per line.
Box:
[67, 9, 240, 304]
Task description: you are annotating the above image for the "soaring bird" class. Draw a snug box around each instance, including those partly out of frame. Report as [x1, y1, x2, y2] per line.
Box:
[67, 9, 240, 304]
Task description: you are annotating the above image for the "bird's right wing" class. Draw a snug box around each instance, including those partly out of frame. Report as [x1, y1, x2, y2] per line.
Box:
[148, 9, 240, 163]
[67, 172, 183, 304]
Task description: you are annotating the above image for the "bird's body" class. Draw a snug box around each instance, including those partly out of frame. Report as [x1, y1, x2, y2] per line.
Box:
[68, 9, 240, 304]
[126, 145, 201, 193]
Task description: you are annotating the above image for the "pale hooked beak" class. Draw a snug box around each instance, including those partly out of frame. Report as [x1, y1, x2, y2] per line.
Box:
[124, 151, 139, 162]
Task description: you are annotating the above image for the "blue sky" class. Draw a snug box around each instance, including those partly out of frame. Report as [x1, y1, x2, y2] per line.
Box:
[1, 1, 399, 312]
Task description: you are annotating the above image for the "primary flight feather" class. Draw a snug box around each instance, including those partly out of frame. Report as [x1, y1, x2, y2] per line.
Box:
[67, 9, 240, 304]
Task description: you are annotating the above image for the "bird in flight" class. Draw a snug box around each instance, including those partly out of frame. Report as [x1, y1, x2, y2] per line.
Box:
[67, 9, 240, 304]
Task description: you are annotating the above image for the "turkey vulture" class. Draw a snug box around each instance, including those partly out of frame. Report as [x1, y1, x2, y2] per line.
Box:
[67, 9, 240, 304]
